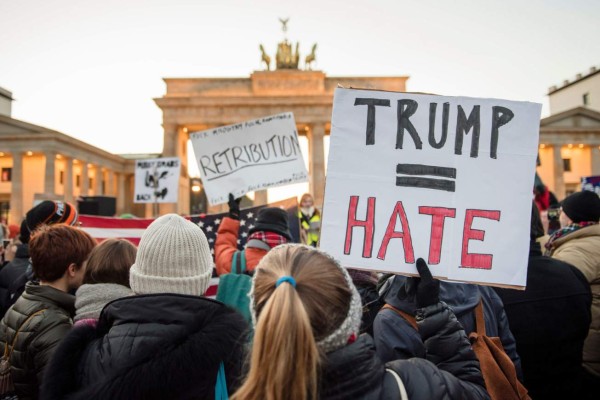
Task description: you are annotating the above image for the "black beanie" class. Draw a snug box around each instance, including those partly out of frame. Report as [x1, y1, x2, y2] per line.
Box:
[248, 207, 292, 240]
[561, 191, 600, 223]
[22, 201, 79, 243]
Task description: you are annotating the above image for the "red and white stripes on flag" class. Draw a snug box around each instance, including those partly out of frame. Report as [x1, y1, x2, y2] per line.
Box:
[78, 215, 220, 298]
[77, 198, 299, 299]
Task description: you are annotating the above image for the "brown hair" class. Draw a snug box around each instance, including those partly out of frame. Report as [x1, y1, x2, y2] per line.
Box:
[83, 238, 136, 287]
[29, 225, 96, 282]
[231, 245, 351, 400]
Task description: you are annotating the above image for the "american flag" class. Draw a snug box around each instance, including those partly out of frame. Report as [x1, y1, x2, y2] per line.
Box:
[79, 198, 300, 297]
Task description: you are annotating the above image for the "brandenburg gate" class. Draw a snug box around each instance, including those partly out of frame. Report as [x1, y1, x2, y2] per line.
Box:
[154, 26, 408, 215]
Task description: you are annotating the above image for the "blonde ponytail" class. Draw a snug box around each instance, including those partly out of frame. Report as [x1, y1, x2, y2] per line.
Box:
[232, 280, 318, 400]
[232, 245, 353, 400]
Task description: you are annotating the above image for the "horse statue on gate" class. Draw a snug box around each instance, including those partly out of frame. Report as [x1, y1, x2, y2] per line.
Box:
[259, 44, 271, 71]
[305, 43, 317, 70]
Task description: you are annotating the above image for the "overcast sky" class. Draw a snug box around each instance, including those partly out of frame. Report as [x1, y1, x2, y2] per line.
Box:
[1, 0, 599, 160]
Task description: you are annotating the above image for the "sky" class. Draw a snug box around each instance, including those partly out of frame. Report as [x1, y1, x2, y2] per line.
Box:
[1, 0, 599, 184]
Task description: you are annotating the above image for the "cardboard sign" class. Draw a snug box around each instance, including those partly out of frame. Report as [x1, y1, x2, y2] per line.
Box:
[134, 157, 180, 203]
[320, 88, 542, 288]
[190, 113, 308, 205]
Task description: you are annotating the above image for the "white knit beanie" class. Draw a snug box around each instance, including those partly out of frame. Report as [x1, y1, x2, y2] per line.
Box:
[130, 214, 213, 296]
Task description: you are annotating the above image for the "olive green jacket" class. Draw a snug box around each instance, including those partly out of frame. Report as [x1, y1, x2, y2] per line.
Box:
[0, 282, 75, 400]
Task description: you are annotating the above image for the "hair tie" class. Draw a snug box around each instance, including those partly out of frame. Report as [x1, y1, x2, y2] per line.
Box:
[275, 276, 296, 288]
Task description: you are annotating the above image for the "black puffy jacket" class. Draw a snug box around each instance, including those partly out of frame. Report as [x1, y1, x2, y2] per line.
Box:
[494, 242, 592, 399]
[0, 282, 75, 400]
[41, 293, 248, 400]
[321, 302, 489, 400]
[374, 277, 522, 379]
[0, 244, 31, 318]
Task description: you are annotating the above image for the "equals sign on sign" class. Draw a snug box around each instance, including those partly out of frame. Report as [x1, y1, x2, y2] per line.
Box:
[396, 164, 457, 192]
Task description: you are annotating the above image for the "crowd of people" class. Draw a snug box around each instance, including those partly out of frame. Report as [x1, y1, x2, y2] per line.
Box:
[0, 186, 597, 400]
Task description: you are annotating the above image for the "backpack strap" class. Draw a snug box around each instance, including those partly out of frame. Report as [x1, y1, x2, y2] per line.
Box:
[4, 308, 47, 358]
[239, 250, 247, 274]
[385, 368, 408, 400]
[215, 361, 228, 400]
[382, 304, 418, 331]
[230, 250, 247, 275]
[474, 300, 486, 336]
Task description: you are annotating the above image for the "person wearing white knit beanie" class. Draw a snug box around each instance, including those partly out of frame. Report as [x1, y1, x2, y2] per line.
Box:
[42, 214, 248, 400]
[130, 214, 213, 296]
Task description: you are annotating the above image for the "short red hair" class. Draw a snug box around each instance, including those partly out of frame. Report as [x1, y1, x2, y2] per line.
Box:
[29, 225, 96, 282]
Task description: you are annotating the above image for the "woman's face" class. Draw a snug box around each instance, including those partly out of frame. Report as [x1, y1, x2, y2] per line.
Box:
[301, 196, 314, 208]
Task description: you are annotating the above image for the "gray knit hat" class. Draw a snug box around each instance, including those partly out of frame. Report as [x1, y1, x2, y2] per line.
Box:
[130, 214, 213, 296]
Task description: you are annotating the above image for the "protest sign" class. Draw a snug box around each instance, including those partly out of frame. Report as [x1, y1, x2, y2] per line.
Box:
[319, 88, 542, 288]
[190, 113, 308, 206]
[581, 175, 600, 196]
[134, 157, 180, 203]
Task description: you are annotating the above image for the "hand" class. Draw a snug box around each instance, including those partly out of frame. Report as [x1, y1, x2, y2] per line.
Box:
[411, 258, 440, 308]
[228, 193, 242, 220]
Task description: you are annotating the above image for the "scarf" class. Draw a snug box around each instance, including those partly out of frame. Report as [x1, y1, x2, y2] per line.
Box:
[74, 283, 134, 321]
[544, 221, 599, 254]
[247, 231, 288, 249]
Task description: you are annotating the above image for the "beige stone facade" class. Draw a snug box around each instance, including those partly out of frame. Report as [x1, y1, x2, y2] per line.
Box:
[0, 114, 139, 224]
[538, 107, 600, 199]
[154, 70, 409, 214]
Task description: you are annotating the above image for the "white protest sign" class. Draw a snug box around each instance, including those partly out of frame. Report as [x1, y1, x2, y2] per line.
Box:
[319, 88, 542, 288]
[190, 113, 308, 206]
[134, 157, 181, 203]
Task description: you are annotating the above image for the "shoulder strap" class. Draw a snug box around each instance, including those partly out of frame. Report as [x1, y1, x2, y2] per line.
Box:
[385, 368, 408, 400]
[474, 300, 486, 336]
[215, 361, 229, 400]
[239, 250, 247, 274]
[4, 308, 47, 358]
[231, 251, 240, 274]
[382, 304, 418, 331]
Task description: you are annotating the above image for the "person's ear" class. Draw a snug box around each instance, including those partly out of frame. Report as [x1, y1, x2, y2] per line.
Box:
[67, 263, 78, 278]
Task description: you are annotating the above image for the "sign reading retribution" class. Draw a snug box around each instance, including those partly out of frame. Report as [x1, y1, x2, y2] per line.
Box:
[190, 113, 308, 206]
[134, 157, 181, 203]
[320, 88, 542, 288]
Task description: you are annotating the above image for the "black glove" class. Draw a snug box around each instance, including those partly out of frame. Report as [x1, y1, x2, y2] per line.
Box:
[411, 258, 440, 308]
[228, 193, 242, 220]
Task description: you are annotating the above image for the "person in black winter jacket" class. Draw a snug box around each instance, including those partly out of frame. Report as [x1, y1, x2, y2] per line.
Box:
[374, 276, 523, 379]
[41, 214, 248, 400]
[231, 244, 489, 400]
[494, 203, 592, 400]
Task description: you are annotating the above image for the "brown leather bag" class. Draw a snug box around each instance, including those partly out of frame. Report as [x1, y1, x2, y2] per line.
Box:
[469, 301, 531, 400]
[383, 301, 531, 400]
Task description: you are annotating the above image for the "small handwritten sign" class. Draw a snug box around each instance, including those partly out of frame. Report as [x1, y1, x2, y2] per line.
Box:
[134, 157, 180, 203]
[190, 113, 308, 206]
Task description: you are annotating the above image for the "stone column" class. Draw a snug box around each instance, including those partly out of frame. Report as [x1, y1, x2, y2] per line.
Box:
[64, 157, 74, 203]
[307, 123, 326, 207]
[9, 152, 24, 224]
[107, 170, 115, 196]
[95, 166, 103, 196]
[80, 162, 89, 197]
[160, 123, 179, 215]
[591, 145, 600, 176]
[116, 173, 126, 215]
[254, 190, 268, 205]
[44, 151, 56, 195]
[552, 145, 566, 200]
